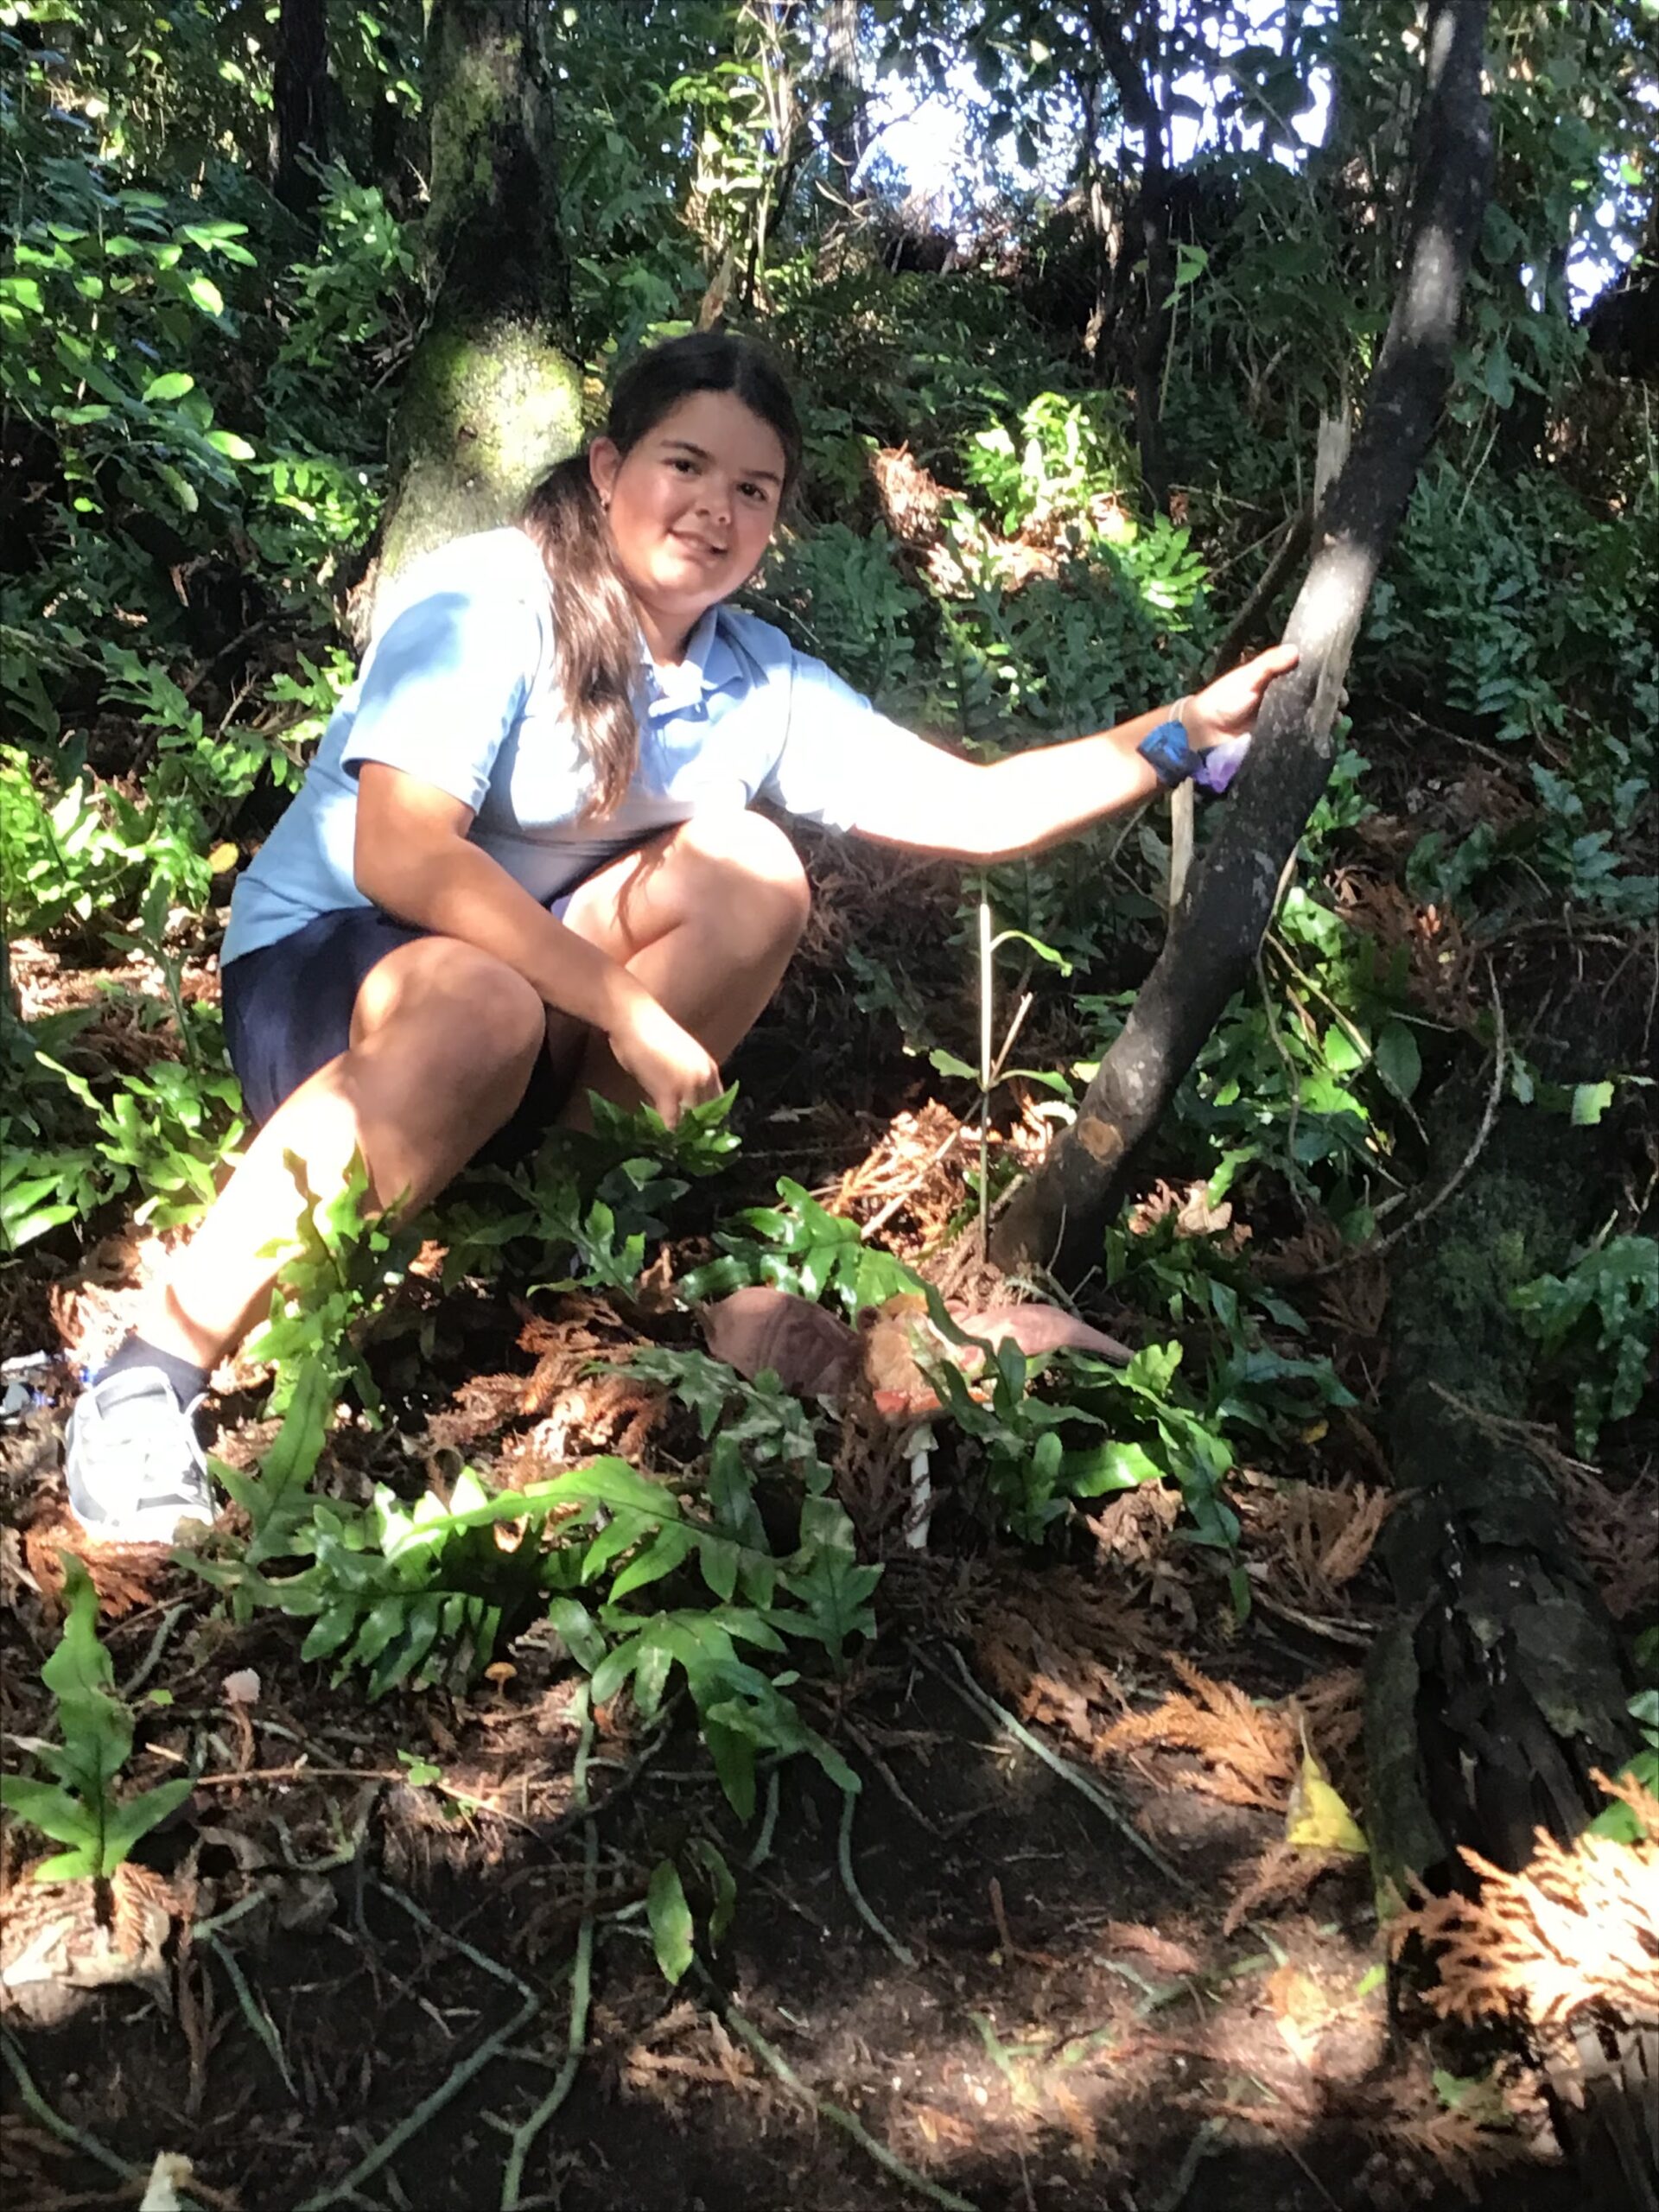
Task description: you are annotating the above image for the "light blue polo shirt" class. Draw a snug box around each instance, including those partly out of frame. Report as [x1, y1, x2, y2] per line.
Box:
[224, 526, 907, 963]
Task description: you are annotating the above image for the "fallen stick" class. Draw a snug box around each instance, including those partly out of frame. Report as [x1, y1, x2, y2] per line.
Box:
[912, 1640, 1193, 1895]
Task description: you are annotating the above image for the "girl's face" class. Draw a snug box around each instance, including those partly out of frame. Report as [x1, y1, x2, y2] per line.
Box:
[588, 390, 787, 657]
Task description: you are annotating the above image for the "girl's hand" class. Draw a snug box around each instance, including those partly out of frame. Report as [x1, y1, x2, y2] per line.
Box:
[1185, 642, 1300, 750]
[609, 998, 723, 1126]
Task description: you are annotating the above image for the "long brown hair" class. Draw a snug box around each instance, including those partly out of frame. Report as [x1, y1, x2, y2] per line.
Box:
[519, 333, 803, 819]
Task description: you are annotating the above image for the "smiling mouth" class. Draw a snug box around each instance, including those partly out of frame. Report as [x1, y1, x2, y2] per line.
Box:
[671, 532, 728, 561]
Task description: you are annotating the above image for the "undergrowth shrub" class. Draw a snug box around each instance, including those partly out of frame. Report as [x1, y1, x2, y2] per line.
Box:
[193, 1364, 874, 1811]
[761, 523, 926, 709]
[0, 1554, 194, 1881]
[1072, 870, 1425, 1238]
[1367, 464, 1656, 921]
[2, 996, 245, 1248]
[1512, 1234, 1659, 1457]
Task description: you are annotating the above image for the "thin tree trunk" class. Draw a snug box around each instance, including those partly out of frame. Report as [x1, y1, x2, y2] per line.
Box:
[820, 0, 867, 194]
[1088, 4, 1175, 512]
[367, 0, 581, 613]
[993, 0, 1494, 1280]
[1073, 70, 1120, 371]
[271, 0, 329, 220]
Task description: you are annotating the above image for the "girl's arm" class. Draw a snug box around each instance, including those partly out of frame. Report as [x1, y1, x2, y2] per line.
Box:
[353, 766, 721, 1118]
[848, 643, 1298, 860]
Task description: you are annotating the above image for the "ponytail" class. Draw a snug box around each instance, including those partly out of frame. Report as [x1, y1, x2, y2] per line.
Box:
[519, 332, 803, 824]
[519, 456, 640, 821]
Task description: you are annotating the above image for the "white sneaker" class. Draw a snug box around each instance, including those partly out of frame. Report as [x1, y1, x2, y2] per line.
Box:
[63, 1368, 215, 1543]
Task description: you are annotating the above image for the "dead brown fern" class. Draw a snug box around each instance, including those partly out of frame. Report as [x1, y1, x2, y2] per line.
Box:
[970, 1567, 1154, 1754]
[1395, 1773, 1659, 2031]
[1100, 1655, 1297, 1810]
[1556, 1458, 1659, 1621]
[1224, 1840, 1357, 1935]
[1238, 1478, 1392, 1607]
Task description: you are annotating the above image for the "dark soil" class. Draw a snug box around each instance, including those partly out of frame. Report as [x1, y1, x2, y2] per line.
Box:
[0, 1623, 1577, 2212]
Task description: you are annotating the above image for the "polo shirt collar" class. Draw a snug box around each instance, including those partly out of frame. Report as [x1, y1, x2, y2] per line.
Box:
[639, 607, 746, 720]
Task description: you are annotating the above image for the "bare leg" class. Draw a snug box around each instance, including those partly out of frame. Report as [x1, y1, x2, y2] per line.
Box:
[127, 813, 807, 1364]
[132, 938, 546, 1370]
[549, 810, 810, 1122]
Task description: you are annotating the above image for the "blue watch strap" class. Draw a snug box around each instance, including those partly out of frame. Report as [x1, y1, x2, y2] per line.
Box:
[1137, 719, 1202, 788]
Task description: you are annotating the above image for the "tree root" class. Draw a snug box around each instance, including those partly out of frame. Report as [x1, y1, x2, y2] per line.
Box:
[836, 1782, 914, 1966]
[693, 1964, 982, 2212]
[499, 1690, 595, 2212]
[913, 1641, 1193, 1895]
[292, 1885, 541, 2212]
[0, 2026, 143, 2185]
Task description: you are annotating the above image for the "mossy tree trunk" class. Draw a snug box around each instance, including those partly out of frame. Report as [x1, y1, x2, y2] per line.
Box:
[1363, 1089, 1636, 1897]
[368, 0, 582, 615]
[1364, 1070, 1648, 2209]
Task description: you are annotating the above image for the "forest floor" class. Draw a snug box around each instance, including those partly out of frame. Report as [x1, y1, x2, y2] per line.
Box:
[0, 823, 1648, 2212]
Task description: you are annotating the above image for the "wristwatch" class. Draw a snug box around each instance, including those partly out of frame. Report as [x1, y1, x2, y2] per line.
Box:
[1137, 717, 1204, 787]
[1139, 716, 1253, 795]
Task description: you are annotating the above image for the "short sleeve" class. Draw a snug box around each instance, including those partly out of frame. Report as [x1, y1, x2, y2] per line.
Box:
[759, 652, 921, 831]
[340, 587, 548, 813]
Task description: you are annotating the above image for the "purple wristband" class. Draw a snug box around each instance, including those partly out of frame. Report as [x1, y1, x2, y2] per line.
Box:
[1192, 734, 1251, 794]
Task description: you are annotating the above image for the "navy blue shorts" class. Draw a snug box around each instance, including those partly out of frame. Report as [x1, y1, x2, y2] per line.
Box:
[221, 894, 582, 1132]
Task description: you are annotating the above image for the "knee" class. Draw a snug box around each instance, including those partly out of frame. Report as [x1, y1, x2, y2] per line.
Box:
[453, 957, 548, 1071]
[678, 811, 810, 949]
[358, 940, 546, 1077]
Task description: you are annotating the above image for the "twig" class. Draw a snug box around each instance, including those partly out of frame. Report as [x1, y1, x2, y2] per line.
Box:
[0, 2027, 143, 2182]
[988, 990, 1035, 1088]
[121, 1601, 189, 1698]
[199, 1929, 297, 2100]
[974, 899, 1042, 1265]
[164, 1759, 399, 1785]
[1422, 1380, 1611, 1482]
[844, 1721, 942, 1835]
[1266, 929, 1426, 1146]
[293, 1885, 540, 2211]
[1255, 938, 1305, 1197]
[693, 1967, 982, 2212]
[836, 1784, 914, 1966]
[861, 1124, 964, 1243]
[1209, 505, 1312, 674]
[501, 1688, 595, 2211]
[1251, 1590, 1375, 1649]
[173, 1756, 539, 1833]
[915, 1641, 1194, 1894]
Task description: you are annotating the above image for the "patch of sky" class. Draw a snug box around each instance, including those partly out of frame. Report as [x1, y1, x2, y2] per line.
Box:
[855, 0, 1335, 236]
[856, 0, 1644, 311]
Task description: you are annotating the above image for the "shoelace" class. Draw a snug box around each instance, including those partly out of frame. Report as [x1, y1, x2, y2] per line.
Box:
[86, 1384, 200, 1495]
